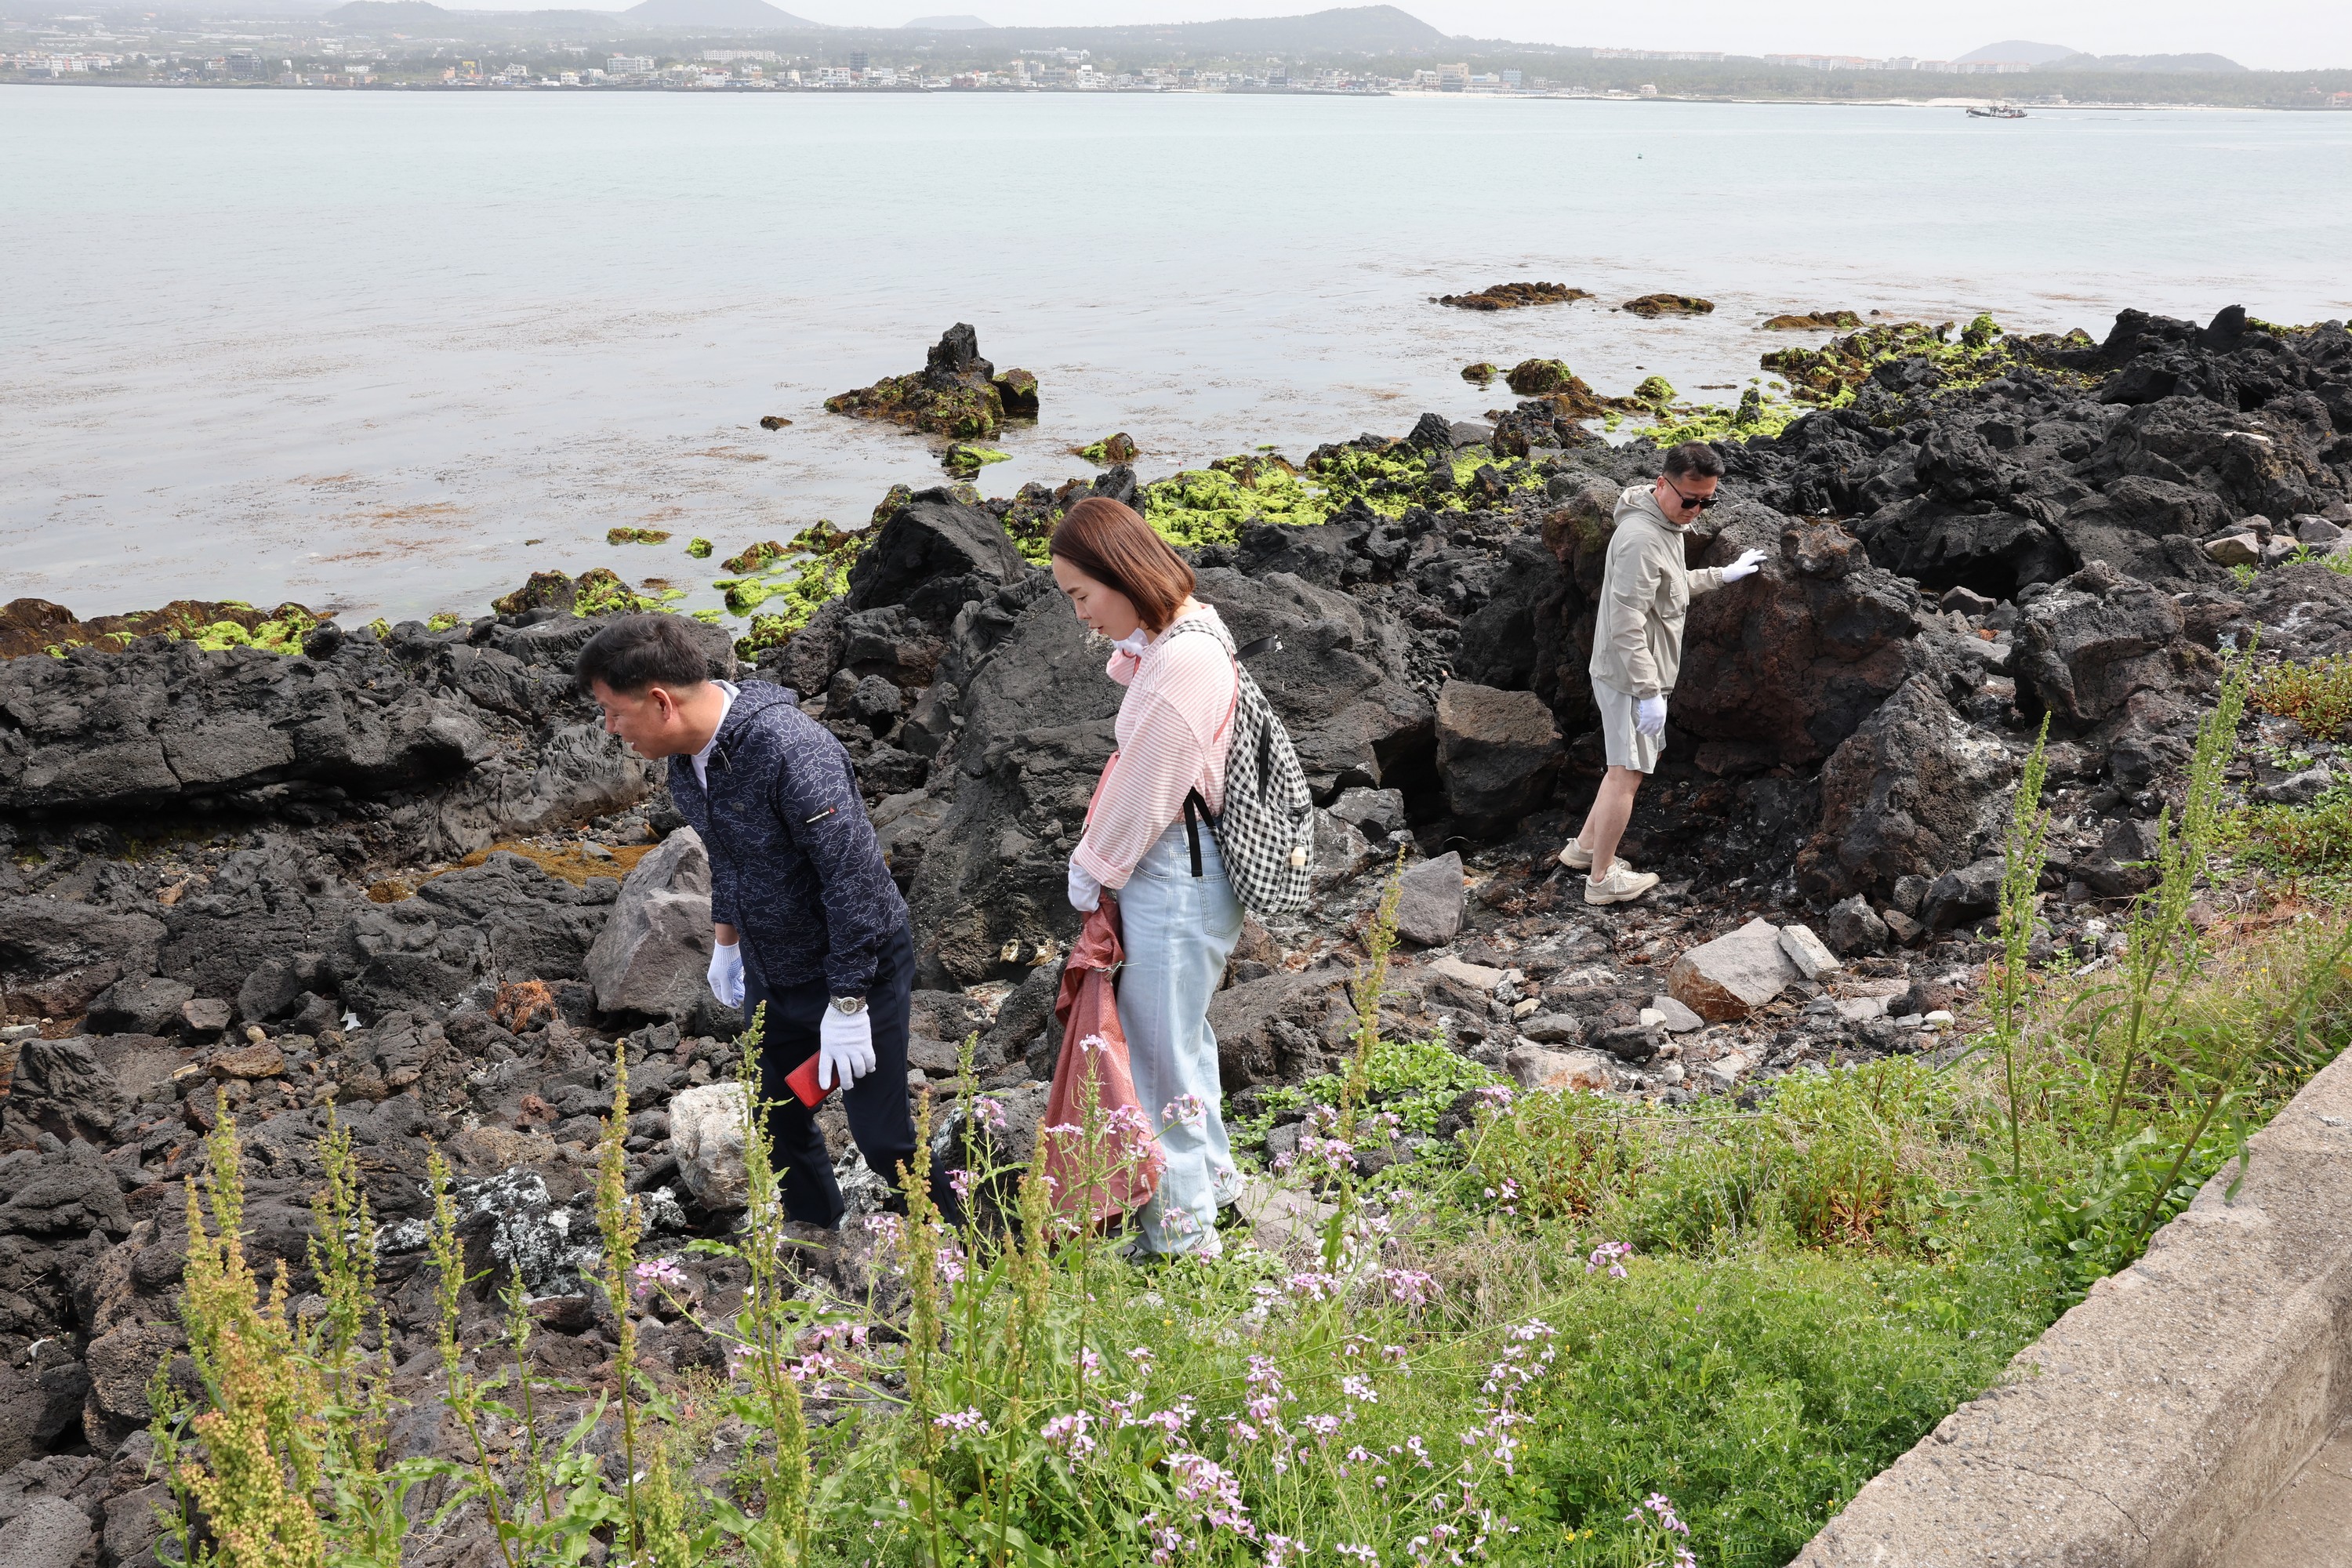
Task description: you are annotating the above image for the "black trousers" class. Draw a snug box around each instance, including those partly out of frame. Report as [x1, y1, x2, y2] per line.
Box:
[742, 920, 917, 1229]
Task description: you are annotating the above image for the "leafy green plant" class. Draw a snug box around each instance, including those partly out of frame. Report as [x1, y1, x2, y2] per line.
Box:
[2100, 646, 2249, 1136]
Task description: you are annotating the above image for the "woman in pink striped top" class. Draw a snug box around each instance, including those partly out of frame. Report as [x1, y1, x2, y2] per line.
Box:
[1051, 497, 1244, 1258]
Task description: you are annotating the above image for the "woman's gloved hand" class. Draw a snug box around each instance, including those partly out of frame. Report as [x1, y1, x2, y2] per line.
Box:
[1635, 695, 1669, 738]
[1068, 860, 1102, 913]
[818, 1005, 875, 1091]
[706, 938, 745, 1007]
[1111, 628, 1151, 658]
[1721, 547, 1769, 583]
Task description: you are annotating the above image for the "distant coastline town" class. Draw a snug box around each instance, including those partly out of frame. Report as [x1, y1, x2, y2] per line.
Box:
[5, 2, 2350, 107]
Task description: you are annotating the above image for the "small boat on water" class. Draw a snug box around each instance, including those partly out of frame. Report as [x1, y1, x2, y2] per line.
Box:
[1967, 103, 2027, 119]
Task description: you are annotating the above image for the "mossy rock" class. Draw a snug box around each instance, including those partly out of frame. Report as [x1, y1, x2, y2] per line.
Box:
[1762, 310, 1863, 331]
[1631, 376, 1677, 409]
[1757, 317, 2032, 412]
[1077, 433, 1140, 465]
[722, 540, 789, 575]
[1432, 281, 1591, 311]
[991, 368, 1040, 418]
[826, 372, 1007, 440]
[685, 537, 713, 559]
[572, 568, 662, 618]
[1621, 293, 1715, 318]
[942, 444, 1011, 475]
[1461, 362, 1499, 387]
[1505, 358, 1578, 396]
[425, 612, 463, 632]
[607, 526, 673, 546]
[493, 572, 578, 617]
[871, 484, 914, 527]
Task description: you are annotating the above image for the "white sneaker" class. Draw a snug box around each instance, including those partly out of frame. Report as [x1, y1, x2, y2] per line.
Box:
[1557, 840, 1594, 872]
[1585, 861, 1661, 906]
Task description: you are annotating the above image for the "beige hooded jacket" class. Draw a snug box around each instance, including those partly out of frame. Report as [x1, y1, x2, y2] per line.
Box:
[1587, 483, 1730, 700]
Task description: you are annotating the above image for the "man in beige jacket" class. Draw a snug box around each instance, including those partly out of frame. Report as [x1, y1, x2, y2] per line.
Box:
[1562, 442, 1766, 905]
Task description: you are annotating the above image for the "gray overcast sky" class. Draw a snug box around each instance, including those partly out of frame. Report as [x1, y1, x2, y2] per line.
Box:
[681, 1, 2348, 72]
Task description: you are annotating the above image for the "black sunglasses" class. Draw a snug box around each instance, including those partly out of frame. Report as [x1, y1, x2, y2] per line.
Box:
[1663, 480, 1719, 511]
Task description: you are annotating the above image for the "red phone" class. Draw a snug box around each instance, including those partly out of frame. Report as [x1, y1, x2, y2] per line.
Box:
[785, 1052, 828, 1109]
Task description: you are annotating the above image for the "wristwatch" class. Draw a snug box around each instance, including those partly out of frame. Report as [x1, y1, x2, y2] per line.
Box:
[830, 996, 866, 1016]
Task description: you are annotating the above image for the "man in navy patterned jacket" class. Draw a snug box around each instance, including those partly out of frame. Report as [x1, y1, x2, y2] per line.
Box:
[576, 614, 916, 1228]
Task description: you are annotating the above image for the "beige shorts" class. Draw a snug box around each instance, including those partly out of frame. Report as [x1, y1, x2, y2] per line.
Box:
[1592, 676, 1663, 775]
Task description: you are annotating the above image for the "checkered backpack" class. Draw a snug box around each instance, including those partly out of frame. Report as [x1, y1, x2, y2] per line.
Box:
[1164, 621, 1316, 917]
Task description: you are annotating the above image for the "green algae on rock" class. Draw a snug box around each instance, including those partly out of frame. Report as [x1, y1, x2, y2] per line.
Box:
[491, 568, 666, 619]
[1762, 314, 2034, 408]
[824, 323, 1037, 441]
[1432, 281, 1592, 311]
[729, 519, 870, 659]
[1762, 310, 1864, 331]
[1461, 362, 1499, 387]
[685, 538, 713, 559]
[606, 526, 673, 546]
[721, 540, 789, 575]
[942, 444, 1011, 475]
[4, 597, 330, 659]
[1076, 433, 1140, 466]
[1504, 358, 1579, 397]
[1621, 293, 1716, 318]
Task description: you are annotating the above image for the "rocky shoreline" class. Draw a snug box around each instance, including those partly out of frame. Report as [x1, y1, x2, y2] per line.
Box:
[2, 304, 2350, 1563]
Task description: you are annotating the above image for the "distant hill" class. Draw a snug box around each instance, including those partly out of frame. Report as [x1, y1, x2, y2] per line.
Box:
[323, 0, 457, 25]
[1955, 39, 2081, 65]
[1953, 38, 2245, 73]
[619, 0, 822, 27]
[2052, 51, 2246, 73]
[903, 13, 993, 27]
[1112, 5, 1446, 53]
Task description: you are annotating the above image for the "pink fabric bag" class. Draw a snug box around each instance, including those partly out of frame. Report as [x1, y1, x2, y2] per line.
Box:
[1040, 897, 1163, 1229]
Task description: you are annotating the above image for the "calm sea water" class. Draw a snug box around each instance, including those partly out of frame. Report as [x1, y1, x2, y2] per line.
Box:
[7, 89, 2350, 624]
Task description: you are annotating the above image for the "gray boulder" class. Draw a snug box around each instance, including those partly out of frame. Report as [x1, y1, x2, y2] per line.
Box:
[1392, 851, 1465, 947]
[0, 897, 165, 1022]
[1824, 895, 1889, 956]
[1435, 681, 1562, 827]
[1923, 855, 2007, 931]
[1330, 786, 1406, 838]
[1666, 917, 1800, 1022]
[0, 1353, 89, 1471]
[85, 974, 194, 1036]
[0, 636, 492, 815]
[586, 829, 714, 1020]
[1796, 675, 2013, 901]
[2011, 560, 2187, 724]
[1310, 810, 1376, 894]
[0, 1497, 94, 1568]
[846, 491, 1034, 629]
[1674, 512, 1927, 766]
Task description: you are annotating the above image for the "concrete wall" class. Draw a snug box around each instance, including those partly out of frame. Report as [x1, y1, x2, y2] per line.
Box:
[1795, 1041, 2352, 1566]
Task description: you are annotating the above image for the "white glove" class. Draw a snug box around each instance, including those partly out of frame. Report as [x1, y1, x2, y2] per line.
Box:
[1069, 861, 1102, 913]
[707, 939, 745, 1008]
[1111, 629, 1150, 658]
[818, 1004, 876, 1091]
[1635, 695, 1668, 738]
[1721, 547, 1769, 583]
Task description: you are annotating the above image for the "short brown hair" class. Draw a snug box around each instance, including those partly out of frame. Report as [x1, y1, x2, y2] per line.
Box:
[1049, 498, 1195, 632]
[1661, 441, 1725, 480]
